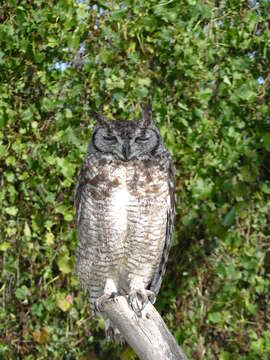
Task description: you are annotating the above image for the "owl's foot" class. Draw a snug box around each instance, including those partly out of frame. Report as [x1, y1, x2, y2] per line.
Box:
[128, 289, 156, 316]
[106, 325, 125, 344]
[95, 292, 117, 313]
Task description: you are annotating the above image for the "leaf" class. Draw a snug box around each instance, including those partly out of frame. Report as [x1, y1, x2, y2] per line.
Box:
[245, 298, 257, 315]
[65, 108, 73, 119]
[0, 51, 5, 65]
[196, 88, 213, 103]
[44, 232, 55, 245]
[263, 134, 270, 152]
[111, 9, 126, 21]
[114, 91, 125, 101]
[97, 317, 105, 330]
[15, 285, 29, 300]
[208, 312, 222, 324]
[57, 294, 73, 312]
[56, 254, 73, 274]
[33, 328, 51, 344]
[261, 183, 270, 194]
[42, 97, 54, 112]
[182, 210, 197, 227]
[135, 86, 148, 98]
[223, 207, 236, 227]
[237, 83, 257, 101]
[47, 36, 58, 48]
[57, 158, 76, 178]
[5, 206, 18, 216]
[121, 347, 137, 360]
[250, 338, 264, 355]
[138, 78, 151, 87]
[55, 204, 73, 222]
[0, 144, 6, 158]
[0, 242, 11, 251]
[77, 3, 89, 20]
[24, 222, 31, 237]
[219, 351, 230, 360]
[191, 177, 214, 200]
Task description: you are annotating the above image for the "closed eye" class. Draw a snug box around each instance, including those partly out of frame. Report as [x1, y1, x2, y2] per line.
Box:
[103, 135, 117, 143]
[135, 136, 150, 143]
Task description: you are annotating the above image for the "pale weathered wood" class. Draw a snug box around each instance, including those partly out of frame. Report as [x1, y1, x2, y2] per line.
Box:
[101, 295, 188, 360]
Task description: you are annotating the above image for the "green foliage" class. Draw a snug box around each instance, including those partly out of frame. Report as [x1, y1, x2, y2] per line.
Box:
[1, 0, 270, 359]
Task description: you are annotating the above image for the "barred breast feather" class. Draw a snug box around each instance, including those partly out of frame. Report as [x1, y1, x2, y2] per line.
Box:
[74, 152, 175, 314]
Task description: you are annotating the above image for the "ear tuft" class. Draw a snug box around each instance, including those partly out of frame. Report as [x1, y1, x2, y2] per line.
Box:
[90, 111, 111, 128]
[140, 99, 153, 127]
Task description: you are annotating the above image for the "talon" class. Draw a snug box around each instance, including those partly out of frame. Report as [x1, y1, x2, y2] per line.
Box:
[146, 290, 156, 304]
[105, 319, 125, 344]
[106, 326, 114, 341]
[95, 297, 106, 313]
[95, 292, 118, 312]
[114, 328, 125, 345]
[128, 289, 155, 316]
[128, 290, 141, 315]
[140, 292, 148, 311]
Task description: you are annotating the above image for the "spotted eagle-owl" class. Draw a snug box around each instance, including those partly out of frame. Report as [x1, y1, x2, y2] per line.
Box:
[74, 101, 175, 338]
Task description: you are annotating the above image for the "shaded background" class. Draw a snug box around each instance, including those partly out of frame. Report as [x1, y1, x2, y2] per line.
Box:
[0, 0, 270, 359]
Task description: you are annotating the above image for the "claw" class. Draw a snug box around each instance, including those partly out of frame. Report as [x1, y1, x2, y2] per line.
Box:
[114, 327, 125, 345]
[146, 290, 156, 305]
[128, 289, 156, 316]
[95, 291, 118, 313]
[106, 326, 114, 341]
[111, 291, 118, 300]
[105, 319, 125, 344]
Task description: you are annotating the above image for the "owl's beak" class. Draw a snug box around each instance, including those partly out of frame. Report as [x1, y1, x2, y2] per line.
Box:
[122, 143, 130, 161]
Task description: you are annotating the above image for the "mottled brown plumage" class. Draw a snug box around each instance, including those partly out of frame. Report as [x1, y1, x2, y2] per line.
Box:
[74, 101, 175, 339]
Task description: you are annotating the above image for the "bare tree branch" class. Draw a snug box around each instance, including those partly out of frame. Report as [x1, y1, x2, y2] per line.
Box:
[100, 295, 188, 360]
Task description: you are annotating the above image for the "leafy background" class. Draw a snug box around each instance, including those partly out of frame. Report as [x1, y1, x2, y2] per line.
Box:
[1, 0, 270, 359]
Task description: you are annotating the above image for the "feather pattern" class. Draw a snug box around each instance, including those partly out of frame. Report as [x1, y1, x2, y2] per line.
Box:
[74, 106, 175, 327]
[149, 159, 176, 295]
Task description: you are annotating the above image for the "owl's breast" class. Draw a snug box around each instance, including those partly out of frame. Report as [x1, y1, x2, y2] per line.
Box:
[90, 164, 132, 263]
[126, 160, 169, 201]
[76, 157, 172, 291]
[107, 167, 129, 235]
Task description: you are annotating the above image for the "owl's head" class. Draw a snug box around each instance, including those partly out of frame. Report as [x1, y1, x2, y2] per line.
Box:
[89, 101, 164, 161]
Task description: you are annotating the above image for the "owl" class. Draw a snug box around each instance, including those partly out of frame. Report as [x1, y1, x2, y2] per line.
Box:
[74, 101, 175, 339]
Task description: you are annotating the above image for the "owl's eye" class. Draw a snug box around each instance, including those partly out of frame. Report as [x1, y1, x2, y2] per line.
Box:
[103, 135, 117, 143]
[135, 136, 150, 143]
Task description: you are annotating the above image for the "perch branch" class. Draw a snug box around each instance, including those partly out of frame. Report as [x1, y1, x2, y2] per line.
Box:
[101, 295, 188, 360]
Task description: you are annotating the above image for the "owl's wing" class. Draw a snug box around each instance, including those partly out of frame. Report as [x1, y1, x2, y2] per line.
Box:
[149, 160, 176, 296]
[75, 166, 84, 226]
[74, 157, 94, 226]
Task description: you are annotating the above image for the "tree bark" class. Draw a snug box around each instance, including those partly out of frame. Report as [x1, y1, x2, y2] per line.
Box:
[101, 295, 188, 360]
